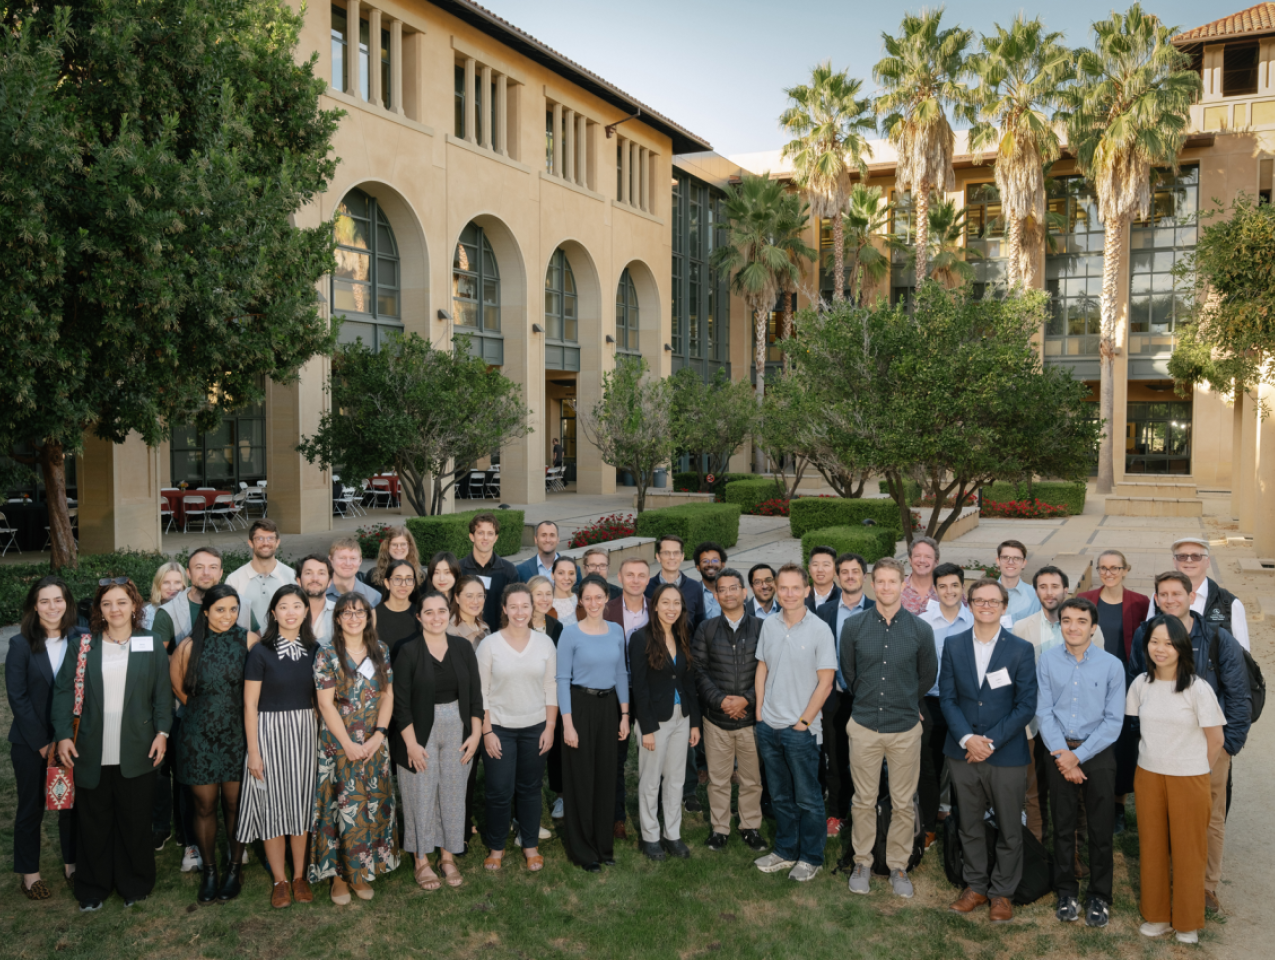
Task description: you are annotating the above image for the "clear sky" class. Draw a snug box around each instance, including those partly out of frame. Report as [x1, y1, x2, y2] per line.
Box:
[477, 0, 1213, 157]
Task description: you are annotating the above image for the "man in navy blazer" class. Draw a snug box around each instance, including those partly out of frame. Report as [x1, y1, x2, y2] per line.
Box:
[513, 520, 581, 584]
[940, 578, 1039, 924]
[645, 534, 705, 631]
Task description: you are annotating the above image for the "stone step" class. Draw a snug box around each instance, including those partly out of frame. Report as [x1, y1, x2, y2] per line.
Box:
[1104, 496, 1204, 517]
[1114, 479, 1198, 498]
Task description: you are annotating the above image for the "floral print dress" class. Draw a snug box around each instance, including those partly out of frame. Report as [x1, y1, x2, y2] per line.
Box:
[309, 644, 400, 882]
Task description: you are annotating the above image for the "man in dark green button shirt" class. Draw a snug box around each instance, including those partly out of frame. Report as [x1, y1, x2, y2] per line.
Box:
[840, 557, 938, 899]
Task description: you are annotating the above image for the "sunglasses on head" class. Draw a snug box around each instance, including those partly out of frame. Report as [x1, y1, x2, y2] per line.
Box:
[98, 577, 129, 587]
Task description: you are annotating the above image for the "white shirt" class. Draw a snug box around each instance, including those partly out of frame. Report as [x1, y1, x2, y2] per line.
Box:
[959, 629, 1002, 750]
[311, 598, 336, 647]
[920, 601, 973, 697]
[477, 630, 558, 729]
[552, 596, 578, 627]
[811, 586, 836, 608]
[100, 640, 130, 766]
[45, 636, 69, 678]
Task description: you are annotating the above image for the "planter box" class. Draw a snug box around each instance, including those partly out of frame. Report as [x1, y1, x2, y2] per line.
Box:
[561, 536, 655, 570]
[633, 489, 716, 509]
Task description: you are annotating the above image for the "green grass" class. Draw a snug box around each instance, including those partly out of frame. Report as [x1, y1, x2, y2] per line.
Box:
[0, 667, 1194, 960]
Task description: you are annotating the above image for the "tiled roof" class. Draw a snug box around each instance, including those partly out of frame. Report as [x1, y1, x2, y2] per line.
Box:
[435, 1, 711, 154]
[1173, 3, 1275, 43]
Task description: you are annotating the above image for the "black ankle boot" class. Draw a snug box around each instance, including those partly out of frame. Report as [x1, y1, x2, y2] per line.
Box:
[218, 858, 242, 901]
[197, 864, 219, 904]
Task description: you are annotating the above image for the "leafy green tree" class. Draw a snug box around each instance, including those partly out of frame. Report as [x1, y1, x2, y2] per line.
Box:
[577, 357, 674, 514]
[874, 8, 974, 282]
[1062, 3, 1199, 493]
[670, 368, 758, 492]
[780, 62, 875, 302]
[0, 1, 340, 567]
[298, 334, 530, 516]
[791, 286, 1101, 542]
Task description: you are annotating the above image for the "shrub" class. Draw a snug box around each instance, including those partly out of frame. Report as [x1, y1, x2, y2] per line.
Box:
[724, 478, 785, 514]
[405, 508, 525, 561]
[980, 480, 1085, 516]
[356, 523, 395, 559]
[635, 503, 742, 549]
[752, 497, 791, 517]
[673, 471, 758, 501]
[568, 513, 637, 548]
[878, 478, 922, 505]
[979, 498, 1069, 520]
[789, 497, 904, 539]
[800, 526, 899, 566]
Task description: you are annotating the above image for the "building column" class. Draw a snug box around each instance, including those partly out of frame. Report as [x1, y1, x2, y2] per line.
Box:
[265, 360, 334, 536]
[618, 137, 628, 204]
[390, 19, 403, 115]
[347, 0, 363, 101]
[564, 109, 575, 183]
[78, 431, 162, 555]
[464, 57, 476, 143]
[575, 113, 588, 187]
[1238, 388, 1259, 529]
[479, 65, 492, 148]
[495, 74, 507, 155]
[639, 147, 649, 212]
[629, 142, 639, 209]
[368, 8, 382, 108]
[1254, 382, 1275, 556]
[576, 303, 615, 499]
[551, 102, 563, 177]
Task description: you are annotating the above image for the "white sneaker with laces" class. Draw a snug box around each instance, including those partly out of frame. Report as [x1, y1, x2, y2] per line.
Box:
[754, 852, 797, 874]
[1140, 921, 1173, 938]
[181, 846, 202, 872]
[788, 862, 821, 882]
[890, 869, 914, 898]
[848, 863, 871, 895]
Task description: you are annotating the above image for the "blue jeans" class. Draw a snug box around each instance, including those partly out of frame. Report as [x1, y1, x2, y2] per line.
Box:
[483, 723, 547, 851]
[755, 722, 825, 866]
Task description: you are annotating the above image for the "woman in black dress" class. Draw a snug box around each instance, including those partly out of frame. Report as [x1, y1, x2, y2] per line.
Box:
[170, 584, 259, 904]
[378, 559, 420, 661]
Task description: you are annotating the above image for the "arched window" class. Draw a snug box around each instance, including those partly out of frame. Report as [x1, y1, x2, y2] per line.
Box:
[545, 249, 578, 342]
[453, 222, 503, 364]
[615, 268, 639, 354]
[332, 188, 401, 350]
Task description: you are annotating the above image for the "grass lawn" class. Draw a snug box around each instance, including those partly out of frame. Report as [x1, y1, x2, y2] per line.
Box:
[0, 667, 1196, 960]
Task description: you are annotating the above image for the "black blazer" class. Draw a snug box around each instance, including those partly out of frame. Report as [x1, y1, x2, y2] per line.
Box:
[535, 617, 564, 646]
[628, 625, 701, 735]
[390, 633, 483, 769]
[6, 629, 87, 750]
[806, 584, 842, 613]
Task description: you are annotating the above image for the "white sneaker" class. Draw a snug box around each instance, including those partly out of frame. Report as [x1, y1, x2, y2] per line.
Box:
[552, 797, 564, 819]
[754, 852, 797, 874]
[241, 846, 250, 865]
[1175, 930, 1199, 945]
[181, 846, 202, 872]
[538, 824, 552, 840]
[1140, 921, 1173, 938]
[890, 869, 914, 899]
[848, 863, 871, 894]
[788, 861, 821, 882]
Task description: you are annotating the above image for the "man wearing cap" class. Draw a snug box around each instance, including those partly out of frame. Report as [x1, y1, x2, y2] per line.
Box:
[1147, 536, 1250, 653]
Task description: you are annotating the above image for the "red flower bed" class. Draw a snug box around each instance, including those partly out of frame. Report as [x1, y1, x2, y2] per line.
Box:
[749, 497, 790, 517]
[916, 492, 977, 508]
[979, 498, 1069, 520]
[568, 513, 637, 548]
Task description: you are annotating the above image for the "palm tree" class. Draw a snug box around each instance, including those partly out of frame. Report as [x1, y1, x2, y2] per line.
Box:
[833, 184, 893, 305]
[911, 197, 978, 289]
[780, 63, 875, 302]
[967, 15, 1073, 290]
[775, 188, 814, 369]
[874, 8, 974, 283]
[1063, 3, 1199, 493]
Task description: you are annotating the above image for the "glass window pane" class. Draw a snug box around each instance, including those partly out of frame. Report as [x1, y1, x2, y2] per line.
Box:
[334, 249, 370, 281]
[453, 300, 478, 327]
[454, 274, 477, 301]
[334, 213, 370, 250]
[338, 319, 376, 344]
[333, 278, 371, 314]
[377, 291, 399, 317]
[483, 305, 500, 332]
[377, 257, 397, 288]
[483, 279, 498, 307]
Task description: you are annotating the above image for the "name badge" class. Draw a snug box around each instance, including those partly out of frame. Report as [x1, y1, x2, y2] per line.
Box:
[132, 637, 154, 652]
[477, 576, 493, 591]
[357, 659, 375, 680]
[986, 667, 1011, 689]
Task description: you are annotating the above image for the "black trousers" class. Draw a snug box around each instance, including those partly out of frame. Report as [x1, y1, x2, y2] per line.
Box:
[547, 714, 565, 795]
[10, 743, 77, 874]
[1048, 745, 1116, 902]
[949, 758, 1028, 899]
[75, 766, 156, 903]
[152, 713, 194, 843]
[919, 695, 948, 833]
[564, 690, 619, 865]
[819, 688, 854, 820]
[614, 727, 630, 823]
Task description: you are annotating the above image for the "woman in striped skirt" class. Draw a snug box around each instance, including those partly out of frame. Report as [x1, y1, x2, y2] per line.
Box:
[238, 585, 320, 909]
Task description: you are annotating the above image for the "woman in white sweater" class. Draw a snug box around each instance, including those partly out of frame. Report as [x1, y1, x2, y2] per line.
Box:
[477, 584, 557, 871]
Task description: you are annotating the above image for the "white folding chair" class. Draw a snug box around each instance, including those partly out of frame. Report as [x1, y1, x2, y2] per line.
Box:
[333, 485, 358, 518]
[244, 484, 267, 518]
[195, 487, 216, 492]
[160, 498, 175, 533]
[0, 512, 19, 556]
[182, 496, 209, 533]
[485, 470, 501, 499]
[207, 494, 237, 531]
[468, 471, 488, 500]
[369, 478, 394, 509]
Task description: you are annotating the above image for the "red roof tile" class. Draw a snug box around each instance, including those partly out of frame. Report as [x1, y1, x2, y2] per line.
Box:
[1174, 3, 1275, 43]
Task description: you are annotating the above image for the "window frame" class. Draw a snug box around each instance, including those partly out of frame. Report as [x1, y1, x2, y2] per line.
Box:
[331, 188, 402, 352]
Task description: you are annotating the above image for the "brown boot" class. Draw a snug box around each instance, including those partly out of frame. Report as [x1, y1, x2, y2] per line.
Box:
[990, 897, 1014, 923]
[950, 888, 990, 913]
[613, 820, 628, 840]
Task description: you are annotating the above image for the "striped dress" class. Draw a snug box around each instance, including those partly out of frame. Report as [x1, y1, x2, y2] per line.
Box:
[237, 638, 319, 842]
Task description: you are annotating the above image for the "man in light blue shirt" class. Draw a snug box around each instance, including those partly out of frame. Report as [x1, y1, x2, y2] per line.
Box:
[747, 564, 779, 620]
[514, 520, 580, 583]
[694, 543, 727, 620]
[1035, 596, 1125, 928]
[997, 539, 1041, 623]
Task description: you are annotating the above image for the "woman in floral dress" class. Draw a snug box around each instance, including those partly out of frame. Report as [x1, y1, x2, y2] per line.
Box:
[309, 592, 398, 904]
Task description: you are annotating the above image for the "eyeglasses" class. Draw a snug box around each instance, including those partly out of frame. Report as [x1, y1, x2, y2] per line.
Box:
[970, 598, 1005, 608]
[98, 577, 129, 587]
[658, 550, 684, 559]
[584, 563, 608, 573]
[997, 556, 1025, 565]
[388, 577, 416, 587]
[251, 536, 278, 544]
[339, 609, 368, 620]
[699, 558, 723, 567]
[752, 577, 775, 587]
[1097, 566, 1127, 575]
[1173, 553, 1208, 563]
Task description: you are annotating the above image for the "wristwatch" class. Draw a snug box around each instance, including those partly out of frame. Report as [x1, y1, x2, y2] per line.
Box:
[374, 726, 388, 737]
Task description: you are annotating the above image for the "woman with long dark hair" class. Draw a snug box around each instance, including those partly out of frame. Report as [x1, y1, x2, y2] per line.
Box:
[237, 585, 320, 909]
[7, 576, 82, 899]
[310, 592, 398, 904]
[170, 584, 259, 904]
[550, 557, 579, 626]
[629, 583, 701, 860]
[426, 551, 462, 605]
[449, 575, 489, 650]
[1127, 615, 1226, 945]
[378, 559, 420, 661]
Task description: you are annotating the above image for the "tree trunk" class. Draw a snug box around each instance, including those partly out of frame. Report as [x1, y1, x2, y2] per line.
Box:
[39, 442, 77, 570]
[1096, 215, 1125, 494]
[1006, 214, 1023, 289]
[914, 182, 931, 285]
[833, 213, 846, 303]
[399, 462, 429, 517]
[635, 464, 648, 514]
[780, 284, 795, 374]
[752, 300, 768, 473]
[885, 470, 915, 548]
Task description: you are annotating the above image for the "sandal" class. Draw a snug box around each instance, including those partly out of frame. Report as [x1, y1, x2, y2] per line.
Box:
[415, 862, 441, 892]
[20, 878, 52, 901]
[524, 854, 545, 872]
[483, 853, 504, 871]
[440, 860, 464, 888]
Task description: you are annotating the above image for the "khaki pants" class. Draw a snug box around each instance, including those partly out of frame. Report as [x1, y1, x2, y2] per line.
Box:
[847, 718, 921, 872]
[702, 718, 762, 835]
[1135, 766, 1210, 934]
[1205, 751, 1231, 894]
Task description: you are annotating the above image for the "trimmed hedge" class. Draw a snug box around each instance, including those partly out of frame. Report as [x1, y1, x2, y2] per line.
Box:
[981, 481, 1085, 516]
[635, 502, 742, 549]
[406, 509, 525, 560]
[673, 471, 756, 501]
[800, 526, 899, 566]
[877, 479, 922, 506]
[789, 497, 904, 540]
[724, 478, 785, 514]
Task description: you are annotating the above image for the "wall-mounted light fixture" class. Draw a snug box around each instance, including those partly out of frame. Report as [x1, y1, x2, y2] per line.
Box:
[532, 323, 545, 334]
[605, 334, 616, 344]
[663, 343, 673, 352]
[437, 308, 452, 321]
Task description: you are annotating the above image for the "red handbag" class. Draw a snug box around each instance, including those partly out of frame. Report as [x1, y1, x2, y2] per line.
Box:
[45, 635, 91, 811]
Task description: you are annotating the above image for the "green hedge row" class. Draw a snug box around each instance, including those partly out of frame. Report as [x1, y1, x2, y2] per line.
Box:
[405, 509, 525, 561]
[981, 481, 1086, 515]
[800, 526, 899, 566]
[877, 479, 923, 505]
[635, 502, 742, 549]
[789, 497, 904, 540]
[673, 471, 756, 500]
[723, 478, 785, 514]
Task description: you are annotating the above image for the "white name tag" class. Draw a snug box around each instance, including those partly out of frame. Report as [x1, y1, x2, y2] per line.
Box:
[986, 668, 1011, 689]
[477, 576, 493, 591]
[357, 658, 375, 680]
[132, 637, 154, 652]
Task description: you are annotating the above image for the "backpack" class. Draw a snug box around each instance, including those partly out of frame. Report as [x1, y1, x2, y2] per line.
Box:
[941, 795, 1052, 905]
[1208, 627, 1266, 724]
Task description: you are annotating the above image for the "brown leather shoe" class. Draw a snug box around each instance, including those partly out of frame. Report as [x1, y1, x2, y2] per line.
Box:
[271, 881, 291, 909]
[613, 820, 628, 840]
[950, 888, 990, 913]
[924, 831, 937, 850]
[1205, 890, 1222, 913]
[291, 878, 313, 903]
[990, 897, 1014, 923]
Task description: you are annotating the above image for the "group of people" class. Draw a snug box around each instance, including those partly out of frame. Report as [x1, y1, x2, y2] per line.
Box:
[6, 512, 1253, 945]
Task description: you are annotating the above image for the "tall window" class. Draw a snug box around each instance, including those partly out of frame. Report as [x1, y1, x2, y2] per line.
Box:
[672, 172, 729, 376]
[331, 6, 348, 92]
[1126, 401, 1192, 475]
[964, 182, 1007, 296]
[1129, 165, 1198, 354]
[454, 64, 497, 141]
[380, 28, 391, 109]
[616, 268, 640, 354]
[889, 189, 916, 307]
[332, 188, 401, 350]
[1045, 176, 1105, 358]
[171, 382, 267, 489]
[357, 17, 370, 101]
[1223, 41, 1259, 96]
[454, 222, 503, 365]
[544, 249, 580, 371]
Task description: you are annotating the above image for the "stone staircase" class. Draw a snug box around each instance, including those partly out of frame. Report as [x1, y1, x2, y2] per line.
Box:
[1104, 477, 1203, 517]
